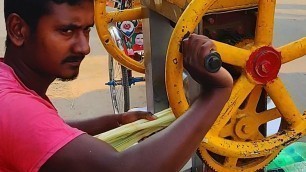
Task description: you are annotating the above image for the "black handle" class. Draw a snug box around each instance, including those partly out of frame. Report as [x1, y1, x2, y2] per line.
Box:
[180, 33, 222, 73]
[204, 51, 222, 73]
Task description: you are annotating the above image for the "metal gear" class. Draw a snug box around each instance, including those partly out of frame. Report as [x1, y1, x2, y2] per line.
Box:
[198, 86, 282, 171]
[199, 148, 280, 172]
[166, 0, 306, 168]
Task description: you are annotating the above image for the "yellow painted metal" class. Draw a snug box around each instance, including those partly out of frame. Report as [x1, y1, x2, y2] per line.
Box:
[196, 68, 305, 166]
[279, 37, 306, 64]
[199, 86, 282, 171]
[106, 7, 147, 23]
[168, 0, 258, 13]
[94, 0, 146, 73]
[208, 75, 256, 135]
[198, 76, 306, 169]
[168, 64, 306, 167]
[217, 86, 281, 141]
[256, 108, 281, 127]
[165, 0, 306, 170]
[254, 0, 276, 47]
[200, 147, 281, 172]
[203, 120, 306, 158]
[213, 41, 250, 68]
[265, 77, 304, 127]
[166, 0, 217, 117]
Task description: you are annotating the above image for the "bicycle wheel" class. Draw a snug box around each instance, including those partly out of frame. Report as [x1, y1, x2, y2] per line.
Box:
[108, 55, 130, 114]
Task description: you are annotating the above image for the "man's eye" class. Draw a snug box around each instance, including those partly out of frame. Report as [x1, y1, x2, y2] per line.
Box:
[85, 27, 92, 33]
[61, 29, 73, 34]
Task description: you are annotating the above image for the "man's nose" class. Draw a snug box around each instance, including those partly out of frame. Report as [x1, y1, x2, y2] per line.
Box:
[73, 33, 90, 55]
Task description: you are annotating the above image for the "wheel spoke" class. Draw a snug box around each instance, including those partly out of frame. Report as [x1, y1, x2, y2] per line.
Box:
[224, 157, 238, 168]
[213, 40, 250, 67]
[219, 124, 234, 138]
[106, 7, 147, 23]
[254, 0, 276, 46]
[211, 74, 256, 133]
[94, 0, 145, 73]
[244, 86, 263, 112]
[264, 77, 303, 127]
[257, 108, 281, 125]
[279, 37, 306, 64]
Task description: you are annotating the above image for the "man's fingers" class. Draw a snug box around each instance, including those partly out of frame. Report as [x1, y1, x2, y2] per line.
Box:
[143, 112, 156, 121]
[146, 115, 157, 121]
[182, 34, 221, 79]
[135, 111, 156, 121]
[182, 38, 189, 56]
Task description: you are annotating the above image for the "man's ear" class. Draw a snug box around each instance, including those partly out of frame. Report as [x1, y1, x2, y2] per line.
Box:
[6, 13, 29, 47]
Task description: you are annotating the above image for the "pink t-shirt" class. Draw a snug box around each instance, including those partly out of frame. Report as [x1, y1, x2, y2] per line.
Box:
[0, 60, 84, 172]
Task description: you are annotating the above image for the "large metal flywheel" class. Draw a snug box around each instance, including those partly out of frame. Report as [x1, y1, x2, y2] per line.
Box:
[165, 0, 306, 171]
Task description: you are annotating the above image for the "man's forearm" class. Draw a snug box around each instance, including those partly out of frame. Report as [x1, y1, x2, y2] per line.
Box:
[66, 114, 120, 135]
[118, 87, 232, 171]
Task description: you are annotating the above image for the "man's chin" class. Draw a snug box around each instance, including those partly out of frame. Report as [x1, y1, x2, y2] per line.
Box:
[57, 75, 78, 82]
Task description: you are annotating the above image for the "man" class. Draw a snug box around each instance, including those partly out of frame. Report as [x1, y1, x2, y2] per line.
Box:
[0, 0, 233, 171]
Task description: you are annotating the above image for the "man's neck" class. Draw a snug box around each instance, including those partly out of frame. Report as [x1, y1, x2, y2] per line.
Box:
[4, 51, 55, 99]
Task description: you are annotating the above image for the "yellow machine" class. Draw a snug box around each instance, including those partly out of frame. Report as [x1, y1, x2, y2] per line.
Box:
[94, 0, 306, 171]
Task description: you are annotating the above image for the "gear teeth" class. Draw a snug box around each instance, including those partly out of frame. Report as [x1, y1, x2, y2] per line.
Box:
[197, 148, 280, 172]
[203, 158, 218, 172]
[263, 148, 285, 171]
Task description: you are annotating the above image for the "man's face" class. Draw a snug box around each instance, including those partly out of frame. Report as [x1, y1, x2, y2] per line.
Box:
[25, 1, 94, 81]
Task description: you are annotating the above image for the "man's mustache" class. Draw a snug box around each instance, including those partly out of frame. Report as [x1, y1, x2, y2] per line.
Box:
[62, 55, 85, 63]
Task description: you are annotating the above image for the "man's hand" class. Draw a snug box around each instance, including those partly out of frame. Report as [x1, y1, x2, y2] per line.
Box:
[182, 34, 233, 90]
[118, 111, 156, 125]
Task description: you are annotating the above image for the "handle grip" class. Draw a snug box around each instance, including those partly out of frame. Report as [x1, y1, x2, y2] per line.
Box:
[180, 35, 222, 73]
[204, 51, 222, 73]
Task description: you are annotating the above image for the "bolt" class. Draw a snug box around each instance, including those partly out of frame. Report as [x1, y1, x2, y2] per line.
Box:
[242, 125, 253, 135]
[261, 61, 271, 74]
[242, 125, 248, 134]
[210, 30, 218, 39]
[207, 17, 215, 24]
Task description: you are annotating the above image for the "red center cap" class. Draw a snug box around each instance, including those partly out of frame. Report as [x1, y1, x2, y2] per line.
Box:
[246, 46, 281, 84]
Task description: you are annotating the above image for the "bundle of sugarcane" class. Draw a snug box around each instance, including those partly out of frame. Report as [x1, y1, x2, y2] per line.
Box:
[95, 108, 176, 151]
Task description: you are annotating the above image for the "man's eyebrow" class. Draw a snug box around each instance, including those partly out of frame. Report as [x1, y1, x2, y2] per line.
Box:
[59, 24, 81, 29]
[59, 23, 94, 29]
[87, 23, 95, 28]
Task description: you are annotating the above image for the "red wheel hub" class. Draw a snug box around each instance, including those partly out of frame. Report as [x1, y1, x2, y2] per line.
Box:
[246, 46, 281, 84]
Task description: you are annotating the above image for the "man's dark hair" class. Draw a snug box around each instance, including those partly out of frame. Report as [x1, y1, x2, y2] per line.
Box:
[4, 0, 86, 46]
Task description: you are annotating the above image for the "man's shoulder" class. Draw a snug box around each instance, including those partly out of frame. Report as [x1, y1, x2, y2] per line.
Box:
[0, 76, 57, 119]
[0, 86, 56, 122]
[0, 62, 20, 90]
[0, 62, 53, 110]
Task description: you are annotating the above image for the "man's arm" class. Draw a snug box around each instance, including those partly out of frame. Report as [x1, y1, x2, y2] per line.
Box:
[40, 35, 233, 172]
[66, 111, 155, 135]
[41, 90, 230, 172]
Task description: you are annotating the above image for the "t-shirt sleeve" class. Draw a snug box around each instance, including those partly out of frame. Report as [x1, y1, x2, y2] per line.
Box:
[1, 92, 84, 172]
